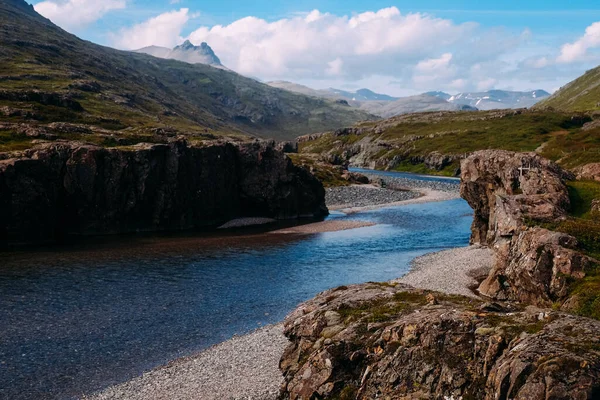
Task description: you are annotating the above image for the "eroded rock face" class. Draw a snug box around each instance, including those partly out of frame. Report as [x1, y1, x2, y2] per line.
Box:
[575, 162, 600, 182]
[459, 150, 596, 306]
[478, 227, 595, 304]
[279, 284, 600, 400]
[460, 150, 571, 244]
[0, 140, 327, 244]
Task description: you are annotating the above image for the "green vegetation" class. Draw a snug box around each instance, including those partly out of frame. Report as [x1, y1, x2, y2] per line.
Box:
[287, 154, 351, 187]
[536, 65, 600, 111]
[533, 180, 600, 319]
[300, 109, 600, 176]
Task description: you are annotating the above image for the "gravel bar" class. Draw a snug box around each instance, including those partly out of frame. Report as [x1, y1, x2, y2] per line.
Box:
[360, 172, 460, 193]
[326, 185, 419, 209]
[394, 245, 494, 298]
[86, 325, 287, 400]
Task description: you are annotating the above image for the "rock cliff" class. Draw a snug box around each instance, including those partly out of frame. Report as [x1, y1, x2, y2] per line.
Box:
[278, 149, 600, 400]
[279, 284, 600, 400]
[460, 150, 596, 307]
[0, 140, 327, 245]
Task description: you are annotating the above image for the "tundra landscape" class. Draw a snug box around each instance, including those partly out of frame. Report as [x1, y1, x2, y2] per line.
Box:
[0, 1, 599, 399]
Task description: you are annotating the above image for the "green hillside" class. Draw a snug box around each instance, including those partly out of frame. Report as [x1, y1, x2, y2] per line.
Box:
[0, 0, 373, 151]
[299, 109, 600, 176]
[536, 65, 600, 111]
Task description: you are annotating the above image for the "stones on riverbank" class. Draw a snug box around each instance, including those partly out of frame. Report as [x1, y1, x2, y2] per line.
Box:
[360, 171, 460, 193]
[395, 245, 493, 298]
[326, 185, 419, 209]
[87, 325, 287, 400]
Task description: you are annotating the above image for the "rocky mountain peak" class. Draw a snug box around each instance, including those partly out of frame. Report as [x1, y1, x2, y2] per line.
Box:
[137, 40, 222, 66]
[178, 40, 195, 50]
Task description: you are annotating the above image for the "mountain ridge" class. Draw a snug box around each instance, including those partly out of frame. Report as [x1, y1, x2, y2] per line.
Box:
[0, 0, 374, 146]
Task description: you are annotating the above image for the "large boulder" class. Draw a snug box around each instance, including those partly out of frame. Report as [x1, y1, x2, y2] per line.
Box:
[459, 150, 596, 306]
[279, 283, 600, 400]
[460, 150, 571, 244]
[0, 140, 327, 245]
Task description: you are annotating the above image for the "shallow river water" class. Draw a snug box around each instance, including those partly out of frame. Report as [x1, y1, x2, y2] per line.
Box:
[0, 171, 472, 399]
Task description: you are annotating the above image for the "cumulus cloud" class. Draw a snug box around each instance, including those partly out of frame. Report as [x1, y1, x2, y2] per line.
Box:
[34, 0, 126, 30]
[186, 7, 476, 80]
[557, 21, 600, 63]
[108, 6, 584, 94]
[111, 9, 190, 50]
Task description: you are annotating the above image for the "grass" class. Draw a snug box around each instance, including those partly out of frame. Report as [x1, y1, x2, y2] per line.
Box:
[532, 180, 600, 320]
[537, 65, 600, 111]
[299, 109, 599, 176]
[336, 292, 428, 324]
[287, 153, 351, 187]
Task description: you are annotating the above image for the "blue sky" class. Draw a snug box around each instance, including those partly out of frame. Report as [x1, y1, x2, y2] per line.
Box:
[32, 0, 600, 95]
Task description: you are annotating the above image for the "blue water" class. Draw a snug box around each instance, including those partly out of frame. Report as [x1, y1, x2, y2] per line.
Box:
[0, 174, 472, 400]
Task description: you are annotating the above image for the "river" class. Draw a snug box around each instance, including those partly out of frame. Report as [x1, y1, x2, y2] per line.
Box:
[0, 170, 472, 400]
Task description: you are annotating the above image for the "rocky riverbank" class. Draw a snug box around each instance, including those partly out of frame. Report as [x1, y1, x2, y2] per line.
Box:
[278, 150, 600, 399]
[88, 243, 495, 400]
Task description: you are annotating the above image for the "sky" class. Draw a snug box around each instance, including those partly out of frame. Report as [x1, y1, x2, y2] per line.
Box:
[31, 0, 600, 96]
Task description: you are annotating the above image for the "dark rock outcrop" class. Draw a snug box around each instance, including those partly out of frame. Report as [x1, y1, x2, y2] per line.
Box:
[279, 283, 600, 400]
[460, 150, 596, 306]
[0, 140, 327, 245]
[0, 89, 83, 111]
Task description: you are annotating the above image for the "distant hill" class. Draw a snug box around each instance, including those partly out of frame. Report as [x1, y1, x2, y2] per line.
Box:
[359, 95, 477, 118]
[135, 41, 224, 68]
[267, 81, 340, 100]
[536, 66, 600, 111]
[268, 82, 473, 117]
[447, 90, 550, 110]
[0, 0, 374, 147]
[424, 91, 452, 101]
[328, 88, 399, 102]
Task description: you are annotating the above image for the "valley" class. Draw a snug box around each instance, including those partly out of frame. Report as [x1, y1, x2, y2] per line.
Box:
[1, 0, 600, 399]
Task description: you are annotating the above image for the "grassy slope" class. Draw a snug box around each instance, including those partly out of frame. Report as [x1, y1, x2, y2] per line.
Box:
[538, 180, 600, 320]
[300, 110, 600, 175]
[0, 0, 373, 149]
[537, 65, 600, 111]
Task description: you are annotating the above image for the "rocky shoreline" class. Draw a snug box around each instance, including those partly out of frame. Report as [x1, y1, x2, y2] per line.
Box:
[88, 243, 492, 400]
[86, 176, 486, 400]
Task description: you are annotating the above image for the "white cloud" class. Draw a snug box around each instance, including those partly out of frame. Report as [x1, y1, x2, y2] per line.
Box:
[34, 0, 126, 30]
[111, 9, 190, 50]
[557, 21, 600, 63]
[326, 58, 344, 76]
[186, 7, 475, 80]
[108, 6, 589, 95]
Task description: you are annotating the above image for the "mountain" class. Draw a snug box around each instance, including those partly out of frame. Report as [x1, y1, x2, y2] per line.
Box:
[447, 90, 550, 110]
[267, 82, 472, 117]
[424, 91, 452, 100]
[0, 0, 373, 145]
[267, 81, 340, 100]
[266, 82, 400, 103]
[135, 40, 224, 68]
[359, 94, 477, 118]
[536, 66, 600, 111]
[328, 88, 399, 102]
